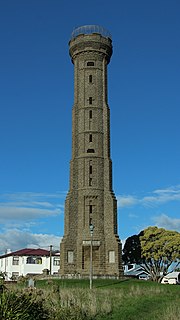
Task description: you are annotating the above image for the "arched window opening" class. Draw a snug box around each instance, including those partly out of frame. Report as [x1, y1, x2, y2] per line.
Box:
[87, 149, 95, 153]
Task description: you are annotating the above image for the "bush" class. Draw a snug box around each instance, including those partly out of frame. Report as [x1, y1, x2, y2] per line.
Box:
[0, 289, 49, 320]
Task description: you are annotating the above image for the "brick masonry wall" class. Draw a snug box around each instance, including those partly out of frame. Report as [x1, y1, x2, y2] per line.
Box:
[60, 32, 123, 278]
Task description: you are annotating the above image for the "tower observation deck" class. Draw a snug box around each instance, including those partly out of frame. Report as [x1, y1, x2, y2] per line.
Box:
[71, 25, 112, 40]
[60, 25, 123, 278]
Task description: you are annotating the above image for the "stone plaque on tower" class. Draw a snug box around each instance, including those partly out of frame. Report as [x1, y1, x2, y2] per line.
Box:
[60, 25, 123, 278]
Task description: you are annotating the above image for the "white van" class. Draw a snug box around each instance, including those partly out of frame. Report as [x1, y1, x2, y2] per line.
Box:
[161, 272, 180, 285]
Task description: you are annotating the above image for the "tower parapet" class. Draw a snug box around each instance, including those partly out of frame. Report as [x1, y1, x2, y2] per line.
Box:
[71, 25, 112, 40]
[69, 25, 112, 65]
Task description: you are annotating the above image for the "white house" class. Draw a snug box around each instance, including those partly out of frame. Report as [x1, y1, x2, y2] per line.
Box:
[0, 248, 60, 280]
[124, 264, 150, 280]
[161, 272, 180, 285]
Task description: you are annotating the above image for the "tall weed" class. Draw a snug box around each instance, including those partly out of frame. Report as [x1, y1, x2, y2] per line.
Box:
[161, 302, 180, 320]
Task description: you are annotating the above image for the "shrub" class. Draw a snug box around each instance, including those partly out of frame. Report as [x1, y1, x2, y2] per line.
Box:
[0, 289, 49, 320]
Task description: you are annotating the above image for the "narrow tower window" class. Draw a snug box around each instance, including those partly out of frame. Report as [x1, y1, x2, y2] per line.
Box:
[89, 110, 92, 118]
[89, 178, 92, 186]
[89, 205, 92, 213]
[89, 97, 92, 105]
[89, 134, 92, 142]
[89, 75, 92, 83]
[89, 165, 92, 174]
[82, 247, 84, 269]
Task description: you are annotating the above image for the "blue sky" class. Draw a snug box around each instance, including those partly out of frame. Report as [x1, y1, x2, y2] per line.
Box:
[0, 0, 180, 253]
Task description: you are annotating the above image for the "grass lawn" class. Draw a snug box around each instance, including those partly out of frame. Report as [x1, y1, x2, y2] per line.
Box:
[32, 278, 180, 320]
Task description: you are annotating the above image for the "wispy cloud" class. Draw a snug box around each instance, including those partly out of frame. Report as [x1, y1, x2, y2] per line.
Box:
[0, 192, 66, 201]
[117, 185, 180, 208]
[0, 228, 62, 253]
[153, 214, 180, 232]
[142, 185, 180, 208]
[117, 195, 138, 208]
[0, 207, 61, 221]
[128, 213, 139, 218]
[0, 192, 65, 223]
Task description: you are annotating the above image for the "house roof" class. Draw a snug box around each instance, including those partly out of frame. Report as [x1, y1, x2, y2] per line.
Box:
[124, 264, 149, 277]
[0, 248, 59, 258]
[125, 269, 149, 277]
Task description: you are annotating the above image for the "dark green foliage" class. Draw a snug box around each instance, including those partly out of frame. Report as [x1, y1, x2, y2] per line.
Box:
[122, 231, 144, 264]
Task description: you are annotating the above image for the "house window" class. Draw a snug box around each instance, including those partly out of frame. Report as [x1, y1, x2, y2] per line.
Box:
[89, 134, 92, 142]
[53, 257, 60, 266]
[67, 251, 74, 264]
[89, 97, 92, 105]
[27, 257, 34, 264]
[12, 257, 19, 265]
[87, 61, 94, 66]
[36, 257, 42, 264]
[128, 264, 134, 270]
[12, 272, 19, 280]
[89, 75, 92, 83]
[26, 256, 42, 264]
[109, 251, 115, 263]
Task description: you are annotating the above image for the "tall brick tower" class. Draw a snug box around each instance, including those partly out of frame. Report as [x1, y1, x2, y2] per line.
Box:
[60, 25, 123, 278]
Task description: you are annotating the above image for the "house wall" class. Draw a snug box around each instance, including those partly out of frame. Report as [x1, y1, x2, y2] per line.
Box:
[0, 255, 60, 280]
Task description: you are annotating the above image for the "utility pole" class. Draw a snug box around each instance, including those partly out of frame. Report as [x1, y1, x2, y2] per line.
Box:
[89, 224, 94, 289]
[49, 245, 53, 276]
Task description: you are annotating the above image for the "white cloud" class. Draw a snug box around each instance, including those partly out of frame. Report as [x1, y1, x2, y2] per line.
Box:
[117, 185, 180, 208]
[1, 192, 66, 201]
[0, 229, 62, 254]
[153, 214, 180, 232]
[117, 195, 138, 208]
[0, 206, 61, 222]
[0, 192, 65, 223]
[142, 185, 180, 207]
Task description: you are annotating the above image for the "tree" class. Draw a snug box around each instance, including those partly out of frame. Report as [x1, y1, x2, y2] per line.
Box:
[140, 226, 180, 282]
[123, 226, 180, 282]
[122, 233, 143, 264]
